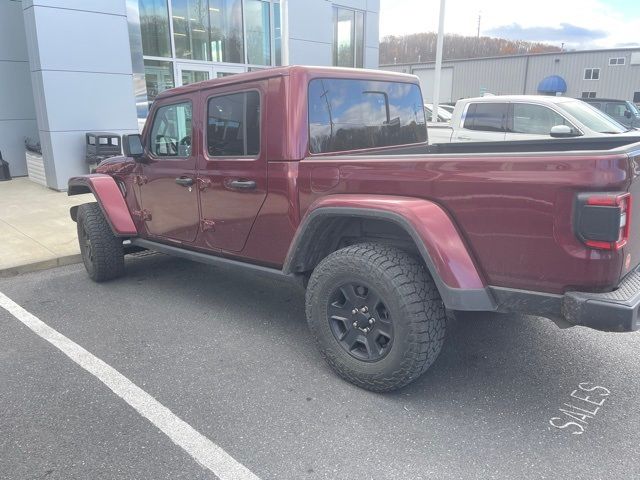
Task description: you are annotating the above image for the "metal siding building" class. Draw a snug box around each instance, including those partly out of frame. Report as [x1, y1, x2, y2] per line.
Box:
[381, 48, 640, 104]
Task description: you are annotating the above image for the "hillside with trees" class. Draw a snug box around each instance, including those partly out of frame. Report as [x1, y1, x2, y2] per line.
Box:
[380, 32, 561, 65]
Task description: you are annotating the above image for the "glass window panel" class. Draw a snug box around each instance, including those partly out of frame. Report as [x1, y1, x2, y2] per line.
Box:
[207, 91, 260, 156]
[335, 8, 354, 67]
[510, 104, 570, 135]
[139, 0, 171, 57]
[181, 69, 210, 85]
[172, 0, 210, 60]
[604, 102, 627, 117]
[209, 0, 244, 63]
[355, 10, 364, 68]
[144, 59, 175, 106]
[150, 102, 192, 157]
[245, 0, 271, 65]
[308, 79, 427, 154]
[464, 103, 507, 132]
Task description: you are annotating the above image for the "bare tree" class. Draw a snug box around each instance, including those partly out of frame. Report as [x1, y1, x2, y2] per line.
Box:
[380, 32, 561, 65]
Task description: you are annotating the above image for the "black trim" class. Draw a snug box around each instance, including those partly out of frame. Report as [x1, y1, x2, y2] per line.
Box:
[283, 207, 496, 311]
[70, 205, 79, 222]
[490, 286, 563, 320]
[131, 238, 298, 284]
[491, 282, 640, 333]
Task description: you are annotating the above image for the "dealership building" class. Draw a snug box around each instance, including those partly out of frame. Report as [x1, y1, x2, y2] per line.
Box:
[0, 0, 380, 190]
[382, 48, 640, 105]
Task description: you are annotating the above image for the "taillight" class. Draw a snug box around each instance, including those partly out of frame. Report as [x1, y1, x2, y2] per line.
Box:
[574, 192, 631, 250]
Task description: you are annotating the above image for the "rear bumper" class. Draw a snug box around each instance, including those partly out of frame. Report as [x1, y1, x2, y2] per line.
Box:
[563, 267, 640, 332]
[491, 269, 640, 332]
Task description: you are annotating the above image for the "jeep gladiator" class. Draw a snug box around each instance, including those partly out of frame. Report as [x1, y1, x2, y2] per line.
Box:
[69, 66, 640, 392]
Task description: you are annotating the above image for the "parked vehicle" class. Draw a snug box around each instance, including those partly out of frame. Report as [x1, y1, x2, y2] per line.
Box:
[69, 67, 640, 392]
[424, 103, 452, 123]
[428, 95, 635, 144]
[582, 98, 640, 129]
[438, 104, 455, 115]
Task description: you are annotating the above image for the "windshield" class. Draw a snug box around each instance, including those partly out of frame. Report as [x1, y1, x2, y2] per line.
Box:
[557, 100, 627, 134]
[424, 104, 452, 122]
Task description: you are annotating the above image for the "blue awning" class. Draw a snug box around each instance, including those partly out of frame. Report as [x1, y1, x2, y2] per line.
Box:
[537, 75, 567, 94]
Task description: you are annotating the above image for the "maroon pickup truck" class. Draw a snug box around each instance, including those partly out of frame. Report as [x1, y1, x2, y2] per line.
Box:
[69, 66, 640, 392]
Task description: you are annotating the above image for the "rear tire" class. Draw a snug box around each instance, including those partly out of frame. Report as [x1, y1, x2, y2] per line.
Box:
[77, 202, 124, 282]
[305, 243, 446, 392]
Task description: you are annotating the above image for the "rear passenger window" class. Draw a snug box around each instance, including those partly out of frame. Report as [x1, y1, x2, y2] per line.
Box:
[207, 91, 260, 157]
[150, 102, 192, 157]
[463, 103, 506, 132]
[308, 78, 426, 154]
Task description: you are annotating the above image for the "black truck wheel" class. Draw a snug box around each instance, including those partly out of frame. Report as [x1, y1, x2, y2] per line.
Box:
[76, 202, 125, 282]
[305, 243, 446, 392]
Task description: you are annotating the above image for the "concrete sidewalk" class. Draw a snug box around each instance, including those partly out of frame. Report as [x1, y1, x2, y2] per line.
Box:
[0, 177, 93, 276]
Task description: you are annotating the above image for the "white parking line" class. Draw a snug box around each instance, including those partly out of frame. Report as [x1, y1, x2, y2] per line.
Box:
[0, 291, 260, 480]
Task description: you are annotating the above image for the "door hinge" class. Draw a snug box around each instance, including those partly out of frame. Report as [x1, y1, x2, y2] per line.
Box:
[201, 219, 216, 232]
[134, 174, 148, 185]
[197, 177, 212, 191]
[132, 209, 152, 221]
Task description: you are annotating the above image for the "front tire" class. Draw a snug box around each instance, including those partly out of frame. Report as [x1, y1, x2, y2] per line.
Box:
[305, 243, 446, 392]
[77, 202, 124, 282]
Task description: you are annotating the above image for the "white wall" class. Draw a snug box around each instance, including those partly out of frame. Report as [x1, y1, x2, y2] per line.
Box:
[0, 0, 38, 177]
[22, 0, 138, 190]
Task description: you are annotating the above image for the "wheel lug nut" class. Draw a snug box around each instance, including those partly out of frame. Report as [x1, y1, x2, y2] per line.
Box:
[352, 309, 358, 315]
[353, 321, 358, 327]
[369, 318, 374, 324]
[362, 306, 368, 313]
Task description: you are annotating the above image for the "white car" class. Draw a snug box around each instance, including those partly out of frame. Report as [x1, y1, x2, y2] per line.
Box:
[424, 103, 452, 123]
[429, 95, 636, 144]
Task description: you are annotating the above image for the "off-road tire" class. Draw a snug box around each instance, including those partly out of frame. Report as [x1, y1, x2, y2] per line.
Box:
[77, 202, 124, 282]
[306, 243, 446, 392]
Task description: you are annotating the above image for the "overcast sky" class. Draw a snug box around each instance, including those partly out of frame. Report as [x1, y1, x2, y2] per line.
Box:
[379, 0, 640, 50]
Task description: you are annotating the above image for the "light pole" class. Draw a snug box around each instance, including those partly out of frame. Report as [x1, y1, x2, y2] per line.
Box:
[280, 0, 290, 65]
[431, 0, 446, 123]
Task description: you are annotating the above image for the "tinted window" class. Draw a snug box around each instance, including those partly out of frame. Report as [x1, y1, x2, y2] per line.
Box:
[463, 103, 506, 132]
[150, 102, 192, 157]
[604, 102, 627, 117]
[510, 103, 571, 135]
[207, 91, 260, 156]
[308, 78, 426, 154]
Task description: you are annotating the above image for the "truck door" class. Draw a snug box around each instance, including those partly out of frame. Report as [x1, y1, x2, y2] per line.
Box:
[454, 102, 507, 142]
[505, 103, 578, 141]
[137, 99, 200, 243]
[195, 85, 267, 253]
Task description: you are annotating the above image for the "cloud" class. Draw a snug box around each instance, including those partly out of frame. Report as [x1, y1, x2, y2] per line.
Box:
[485, 23, 607, 44]
[379, 0, 640, 50]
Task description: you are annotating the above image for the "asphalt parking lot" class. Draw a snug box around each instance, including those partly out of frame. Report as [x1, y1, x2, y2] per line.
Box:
[1, 253, 640, 480]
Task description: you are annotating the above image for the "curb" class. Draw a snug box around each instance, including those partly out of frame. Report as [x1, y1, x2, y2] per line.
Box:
[0, 254, 83, 278]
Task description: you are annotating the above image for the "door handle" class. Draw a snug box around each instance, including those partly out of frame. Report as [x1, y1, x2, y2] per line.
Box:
[175, 177, 194, 187]
[228, 179, 256, 190]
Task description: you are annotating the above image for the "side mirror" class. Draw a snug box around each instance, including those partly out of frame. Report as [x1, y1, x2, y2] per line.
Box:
[123, 134, 144, 159]
[550, 124, 578, 138]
